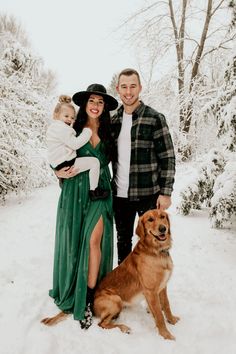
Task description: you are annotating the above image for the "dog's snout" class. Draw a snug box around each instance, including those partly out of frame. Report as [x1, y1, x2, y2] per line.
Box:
[159, 225, 166, 233]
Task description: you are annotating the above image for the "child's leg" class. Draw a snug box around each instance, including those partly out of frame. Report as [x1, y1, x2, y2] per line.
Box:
[74, 157, 109, 201]
[74, 157, 100, 190]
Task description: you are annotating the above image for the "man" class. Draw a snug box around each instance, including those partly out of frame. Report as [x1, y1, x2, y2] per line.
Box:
[110, 68, 175, 265]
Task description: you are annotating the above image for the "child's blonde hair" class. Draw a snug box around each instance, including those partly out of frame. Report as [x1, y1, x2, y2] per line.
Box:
[53, 95, 76, 118]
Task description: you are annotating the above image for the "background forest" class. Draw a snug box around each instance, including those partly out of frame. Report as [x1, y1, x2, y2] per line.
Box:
[0, 0, 235, 228]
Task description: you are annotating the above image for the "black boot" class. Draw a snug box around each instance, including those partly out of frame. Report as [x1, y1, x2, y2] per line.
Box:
[89, 187, 109, 201]
[79, 287, 95, 330]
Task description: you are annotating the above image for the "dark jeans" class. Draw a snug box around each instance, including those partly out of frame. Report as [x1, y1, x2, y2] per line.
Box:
[113, 194, 158, 264]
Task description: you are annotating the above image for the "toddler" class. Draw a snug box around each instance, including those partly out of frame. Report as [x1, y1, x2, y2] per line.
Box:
[46, 95, 109, 201]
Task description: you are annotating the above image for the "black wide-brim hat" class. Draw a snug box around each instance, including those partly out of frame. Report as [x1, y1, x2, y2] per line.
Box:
[72, 84, 118, 111]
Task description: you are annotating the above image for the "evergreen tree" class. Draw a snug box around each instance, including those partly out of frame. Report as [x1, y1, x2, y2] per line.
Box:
[0, 14, 57, 202]
[178, 56, 236, 228]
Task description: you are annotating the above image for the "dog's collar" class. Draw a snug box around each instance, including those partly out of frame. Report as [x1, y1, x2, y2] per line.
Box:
[160, 249, 170, 256]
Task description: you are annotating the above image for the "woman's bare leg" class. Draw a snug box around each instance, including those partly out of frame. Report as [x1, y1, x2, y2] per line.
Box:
[87, 216, 103, 288]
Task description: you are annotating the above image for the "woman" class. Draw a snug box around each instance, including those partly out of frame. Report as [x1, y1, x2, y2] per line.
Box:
[41, 84, 118, 329]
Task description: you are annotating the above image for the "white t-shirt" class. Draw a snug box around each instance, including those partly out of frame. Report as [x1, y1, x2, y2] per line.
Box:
[116, 112, 132, 197]
[46, 120, 92, 167]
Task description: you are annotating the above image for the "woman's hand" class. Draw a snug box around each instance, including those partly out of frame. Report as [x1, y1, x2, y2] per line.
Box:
[55, 166, 79, 179]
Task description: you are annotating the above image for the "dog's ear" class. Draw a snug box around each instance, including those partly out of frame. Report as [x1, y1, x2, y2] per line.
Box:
[166, 212, 171, 235]
[136, 215, 145, 239]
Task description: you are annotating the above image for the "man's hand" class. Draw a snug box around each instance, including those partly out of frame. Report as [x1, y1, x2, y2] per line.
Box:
[156, 195, 172, 210]
[54, 166, 79, 179]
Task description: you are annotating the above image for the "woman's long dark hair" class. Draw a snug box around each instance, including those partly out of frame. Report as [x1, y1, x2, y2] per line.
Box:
[73, 100, 113, 160]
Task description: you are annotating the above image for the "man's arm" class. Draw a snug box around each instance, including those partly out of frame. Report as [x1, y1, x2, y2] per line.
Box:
[154, 113, 176, 209]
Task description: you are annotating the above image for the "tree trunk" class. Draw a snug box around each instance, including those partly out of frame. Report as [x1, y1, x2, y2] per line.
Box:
[169, 0, 187, 128]
[183, 0, 213, 135]
[170, 0, 213, 159]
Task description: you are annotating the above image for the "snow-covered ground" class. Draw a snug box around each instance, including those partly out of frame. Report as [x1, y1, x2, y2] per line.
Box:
[0, 165, 236, 354]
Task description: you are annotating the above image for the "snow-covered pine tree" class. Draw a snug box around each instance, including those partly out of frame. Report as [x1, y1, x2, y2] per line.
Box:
[210, 160, 236, 228]
[178, 149, 226, 215]
[208, 56, 236, 227]
[178, 55, 236, 228]
[0, 14, 57, 203]
[215, 56, 236, 152]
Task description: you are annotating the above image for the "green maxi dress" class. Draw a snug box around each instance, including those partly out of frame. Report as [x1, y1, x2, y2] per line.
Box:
[49, 141, 113, 320]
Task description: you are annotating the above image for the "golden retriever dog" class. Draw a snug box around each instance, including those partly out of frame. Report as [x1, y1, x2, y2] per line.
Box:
[94, 209, 180, 340]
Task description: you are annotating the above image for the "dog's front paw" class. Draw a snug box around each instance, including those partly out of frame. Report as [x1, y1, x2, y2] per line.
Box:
[41, 317, 54, 326]
[159, 328, 175, 340]
[119, 324, 131, 334]
[167, 315, 180, 325]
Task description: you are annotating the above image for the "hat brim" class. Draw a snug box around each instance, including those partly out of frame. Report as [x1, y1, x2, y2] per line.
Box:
[72, 91, 118, 111]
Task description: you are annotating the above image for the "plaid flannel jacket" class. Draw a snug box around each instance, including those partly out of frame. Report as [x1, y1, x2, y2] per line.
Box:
[110, 101, 176, 201]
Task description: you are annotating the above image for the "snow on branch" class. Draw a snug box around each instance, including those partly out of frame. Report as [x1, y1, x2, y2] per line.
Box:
[178, 149, 236, 228]
[0, 14, 57, 203]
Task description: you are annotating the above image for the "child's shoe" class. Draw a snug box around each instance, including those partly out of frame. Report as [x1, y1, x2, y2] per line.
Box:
[89, 187, 109, 201]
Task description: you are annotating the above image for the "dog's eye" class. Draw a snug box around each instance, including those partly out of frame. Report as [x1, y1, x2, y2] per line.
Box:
[148, 217, 154, 222]
[160, 215, 166, 219]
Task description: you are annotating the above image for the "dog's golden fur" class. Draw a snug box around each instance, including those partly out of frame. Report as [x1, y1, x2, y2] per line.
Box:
[94, 209, 179, 340]
[41, 311, 68, 326]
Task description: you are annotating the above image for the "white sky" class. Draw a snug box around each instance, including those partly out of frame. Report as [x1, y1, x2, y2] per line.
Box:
[0, 0, 146, 94]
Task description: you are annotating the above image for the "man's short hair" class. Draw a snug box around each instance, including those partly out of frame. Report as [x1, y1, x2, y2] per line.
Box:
[118, 68, 141, 85]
